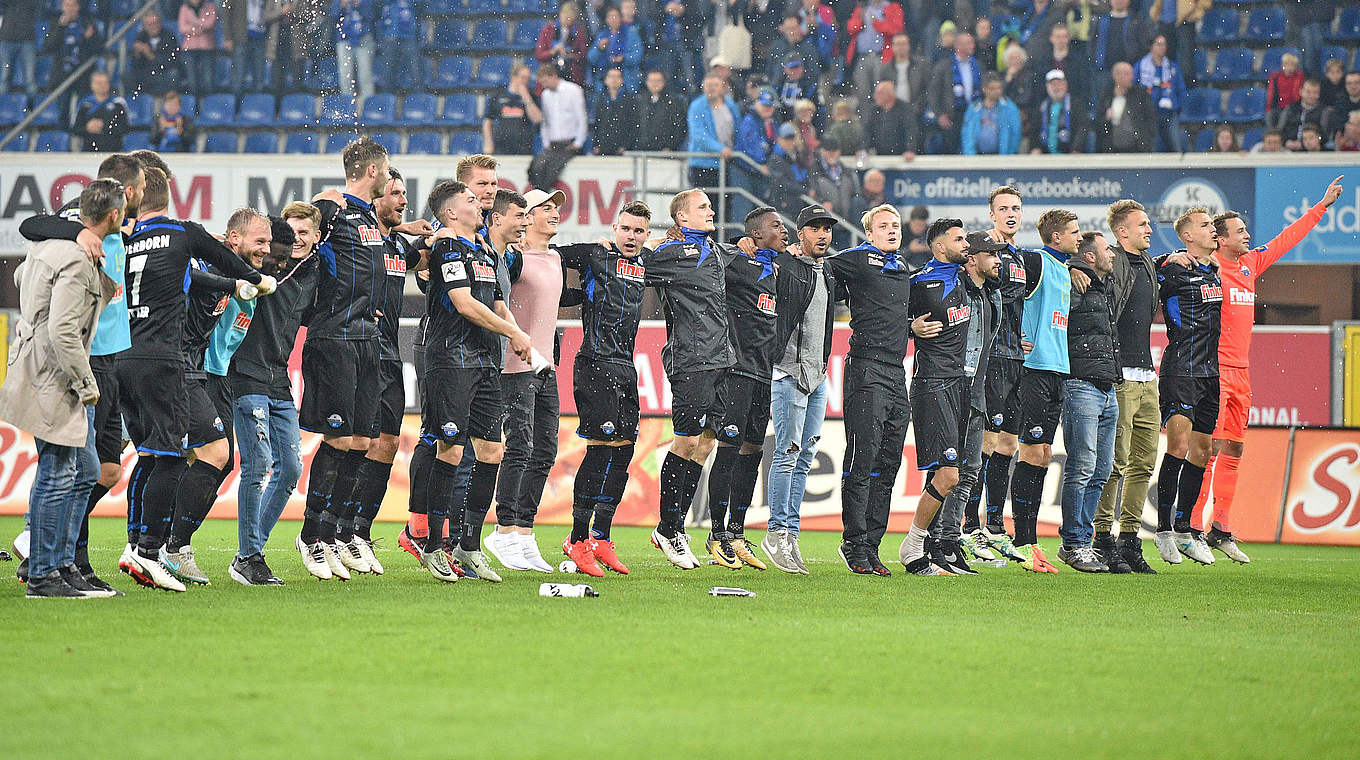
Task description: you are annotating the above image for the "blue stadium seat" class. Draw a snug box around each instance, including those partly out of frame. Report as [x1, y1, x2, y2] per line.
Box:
[449, 131, 481, 154]
[243, 132, 280, 153]
[122, 131, 152, 151]
[371, 131, 402, 154]
[125, 93, 154, 127]
[399, 93, 438, 126]
[213, 54, 233, 91]
[511, 19, 540, 50]
[204, 130, 239, 152]
[1180, 88, 1223, 123]
[466, 0, 503, 14]
[441, 93, 479, 126]
[0, 93, 26, 125]
[1241, 127, 1264, 151]
[1210, 48, 1254, 82]
[285, 131, 321, 153]
[36, 130, 71, 152]
[1199, 9, 1239, 42]
[428, 19, 468, 51]
[197, 93, 236, 126]
[406, 131, 443, 154]
[432, 56, 474, 89]
[1332, 7, 1360, 41]
[30, 96, 63, 127]
[470, 19, 508, 49]
[325, 132, 360, 153]
[32, 56, 51, 90]
[1244, 8, 1285, 42]
[179, 93, 197, 119]
[425, 0, 464, 13]
[278, 93, 318, 125]
[1193, 129, 1216, 152]
[1224, 87, 1266, 122]
[2, 132, 28, 151]
[474, 56, 512, 88]
[320, 94, 358, 126]
[233, 93, 276, 126]
[1319, 45, 1350, 69]
[1261, 47, 1301, 74]
[1190, 49, 1209, 82]
[361, 93, 397, 125]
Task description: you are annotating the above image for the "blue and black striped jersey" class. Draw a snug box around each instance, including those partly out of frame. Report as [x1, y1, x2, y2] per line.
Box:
[644, 228, 734, 376]
[1158, 254, 1222, 378]
[559, 241, 646, 368]
[425, 234, 503, 369]
[309, 194, 385, 341]
[723, 247, 778, 381]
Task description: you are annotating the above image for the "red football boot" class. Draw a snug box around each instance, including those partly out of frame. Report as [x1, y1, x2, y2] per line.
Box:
[562, 537, 605, 577]
[589, 538, 629, 574]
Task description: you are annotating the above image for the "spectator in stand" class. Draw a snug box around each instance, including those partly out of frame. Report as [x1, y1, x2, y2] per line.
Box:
[927, 31, 981, 154]
[734, 87, 778, 207]
[582, 0, 609, 36]
[1251, 128, 1284, 153]
[279, 0, 327, 94]
[809, 137, 858, 219]
[853, 168, 887, 222]
[824, 99, 863, 154]
[1149, 0, 1208, 86]
[1019, 0, 1066, 62]
[686, 70, 740, 189]
[593, 68, 637, 155]
[1335, 113, 1360, 152]
[1004, 44, 1041, 135]
[1320, 59, 1347, 110]
[930, 20, 957, 63]
[379, 0, 421, 89]
[845, 0, 904, 100]
[530, 63, 588, 189]
[864, 79, 917, 158]
[71, 70, 128, 152]
[1280, 79, 1333, 150]
[333, 0, 376, 99]
[732, 0, 785, 51]
[974, 16, 997, 72]
[1284, 0, 1339, 78]
[1335, 71, 1360, 117]
[767, 122, 808, 217]
[537, 2, 591, 87]
[619, 0, 653, 68]
[1208, 125, 1238, 153]
[130, 10, 181, 97]
[1095, 61, 1156, 153]
[483, 62, 543, 155]
[796, 0, 837, 70]
[1092, 0, 1150, 77]
[776, 56, 817, 120]
[588, 5, 643, 92]
[1267, 53, 1305, 129]
[44, 0, 102, 91]
[150, 90, 196, 152]
[178, 0, 219, 98]
[223, 0, 284, 96]
[1296, 123, 1327, 153]
[769, 15, 824, 83]
[1136, 33, 1188, 152]
[904, 204, 930, 269]
[874, 33, 929, 127]
[707, 55, 733, 92]
[635, 69, 686, 151]
[0, 1, 38, 97]
[1034, 24, 1088, 106]
[656, 0, 710, 93]
[961, 72, 1022, 155]
[1030, 69, 1088, 154]
[791, 98, 819, 167]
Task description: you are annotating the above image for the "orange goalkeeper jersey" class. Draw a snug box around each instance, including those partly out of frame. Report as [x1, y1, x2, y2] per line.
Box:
[1213, 201, 1327, 369]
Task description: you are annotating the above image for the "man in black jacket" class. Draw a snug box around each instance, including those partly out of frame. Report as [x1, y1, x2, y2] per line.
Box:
[72, 71, 129, 152]
[863, 81, 919, 158]
[1094, 62, 1156, 153]
[635, 69, 686, 151]
[764, 205, 836, 574]
[1056, 232, 1121, 573]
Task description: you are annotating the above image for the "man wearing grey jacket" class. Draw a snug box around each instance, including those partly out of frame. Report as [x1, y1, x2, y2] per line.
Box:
[0, 180, 123, 598]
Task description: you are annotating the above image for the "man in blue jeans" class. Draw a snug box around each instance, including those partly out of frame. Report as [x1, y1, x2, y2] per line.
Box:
[1057, 231, 1121, 573]
[763, 206, 837, 574]
[227, 202, 321, 585]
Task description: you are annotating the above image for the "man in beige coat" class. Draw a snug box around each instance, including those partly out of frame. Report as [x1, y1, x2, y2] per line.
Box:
[0, 180, 123, 598]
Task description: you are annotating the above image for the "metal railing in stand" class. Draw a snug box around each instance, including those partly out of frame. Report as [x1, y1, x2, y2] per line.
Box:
[0, 0, 160, 151]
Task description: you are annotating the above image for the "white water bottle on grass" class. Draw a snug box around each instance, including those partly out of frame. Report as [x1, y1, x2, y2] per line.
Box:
[539, 583, 598, 598]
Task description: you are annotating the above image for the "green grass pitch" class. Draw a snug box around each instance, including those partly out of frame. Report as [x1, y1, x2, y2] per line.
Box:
[3, 516, 1359, 759]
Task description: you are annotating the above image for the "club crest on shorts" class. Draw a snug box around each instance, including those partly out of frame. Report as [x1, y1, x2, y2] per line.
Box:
[213, 417, 223, 432]
[723, 424, 740, 439]
[442, 421, 459, 438]
[601, 420, 615, 435]
[944, 447, 958, 462]
[1028, 425, 1044, 440]
[992, 413, 1005, 426]
[327, 413, 344, 429]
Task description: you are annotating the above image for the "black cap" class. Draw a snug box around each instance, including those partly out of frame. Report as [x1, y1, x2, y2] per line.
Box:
[797, 205, 836, 229]
[966, 230, 1008, 253]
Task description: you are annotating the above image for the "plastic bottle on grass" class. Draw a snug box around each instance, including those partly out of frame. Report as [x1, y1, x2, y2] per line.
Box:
[539, 583, 598, 598]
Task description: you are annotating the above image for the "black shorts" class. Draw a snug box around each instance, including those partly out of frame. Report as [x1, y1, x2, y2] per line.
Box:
[90, 354, 125, 463]
[1017, 368, 1065, 445]
[670, 368, 726, 437]
[375, 358, 405, 437]
[910, 375, 969, 470]
[422, 365, 503, 446]
[116, 356, 187, 456]
[1160, 374, 1220, 434]
[300, 336, 380, 437]
[574, 359, 639, 442]
[206, 373, 235, 442]
[984, 357, 1024, 434]
[184, 376, 228, 449]
[716, 373, 771, 446]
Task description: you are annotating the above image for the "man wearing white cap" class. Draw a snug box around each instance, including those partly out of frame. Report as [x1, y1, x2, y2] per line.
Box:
[1029, 69, 1089, 154]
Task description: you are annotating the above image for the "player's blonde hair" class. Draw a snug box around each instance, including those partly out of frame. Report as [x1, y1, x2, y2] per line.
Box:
[281, 201, 321, 227]
[860, 203, 899, 233]
[669, 189, 706, 224]
[1174, 206, 1211, 238]
[1106, 199, 1145, 234]
[455, 154, 499, 181]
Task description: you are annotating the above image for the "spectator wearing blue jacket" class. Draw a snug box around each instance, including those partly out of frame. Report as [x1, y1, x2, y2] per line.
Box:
[732, 88, 778, 220]
[961, 73, 1021, 155]
[587, 5, 643, 93]
[686, 70, 740, 188]
[1135, 34, 1188, 152]
[333, 0, 376, 99]
[379, 0, 422, 89]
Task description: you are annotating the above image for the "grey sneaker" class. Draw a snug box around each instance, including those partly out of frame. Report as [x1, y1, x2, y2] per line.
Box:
[760, 530, 799, 574]
[1057, 545, 1109, 573]
[161, 546, 210, 585]
[422, 547, 459, 583]
[788, 534, 809, 574]
[1174, 531, 1215, 565]
[451, 546, 502, 582]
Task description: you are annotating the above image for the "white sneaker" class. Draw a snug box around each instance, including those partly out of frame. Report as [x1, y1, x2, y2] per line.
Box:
[338, 539, 372, 574]
[322, 541, 351, 580]
[485, 530, 531, 570]
[355, 537, 384, 575]
[1175, 532, 1215, 565]
[674, 531, 702, 569]
[1154, 530, 1183, 564]
[651, 528, 696, 569]
[517, 533, 554, 573]
[13, 529, 30, 560]
[451, 546, 502, 582]
[125, 550, 187, 592]
[422, 547, 459, 582]
[1208, 532, 1251, 564]
[117, 543, 136, 576]
[296, 535, 334, 580]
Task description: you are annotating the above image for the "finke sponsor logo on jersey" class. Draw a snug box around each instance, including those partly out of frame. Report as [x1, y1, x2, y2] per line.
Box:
[1051, 311, 1068, 330]
[1200, 284, 1223, 302]
[213, 294, 230, 316]
[757, 293, 777, 315]
[1008, 261, 1026, 281]
[1229, 287, 1255, 306]
[947, 304, 971, 325]
[470, 260, 497, 282]
[231, 311, 251, 331]
[126, 234, 170, 255]
[616, 258, 645, 281]
[358, 225, 383, 245]
[384, 252, 407, 275]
